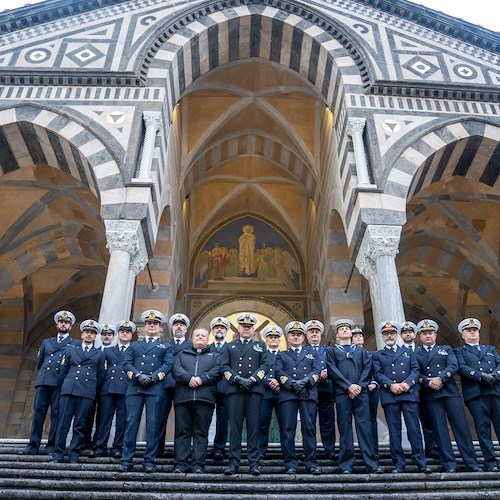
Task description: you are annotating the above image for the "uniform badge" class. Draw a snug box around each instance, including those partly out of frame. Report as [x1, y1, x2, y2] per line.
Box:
[253, 344, 263, 352]
[256, 370, 265, 380]
[470, 370, 475, 375]
[312, 374, 319, 382]
[402, 351, 409, 358]
[418, 377, 423, 383]
[157, 372, 165, 380]
[104, 360, 108, 370]
[61, 356, 65, 365]
[224, 371, 232, 380]
[158, 344, 166, 349]
[437, 349, 448, 356]
[305, 354, 314, 360]
[127, 370, 134, 379]
[446, 371, 452, 377]
[280, 376, 288, 384]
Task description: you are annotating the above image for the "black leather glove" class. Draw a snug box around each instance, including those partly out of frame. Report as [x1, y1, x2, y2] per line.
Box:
[136, 373, 152, 387]
[297, 388, 309, 399]
[295, 378, 309, 390]
[234, 375, 252, 390]
[481, 374, 497, 387]
[248, 376, 257, 388]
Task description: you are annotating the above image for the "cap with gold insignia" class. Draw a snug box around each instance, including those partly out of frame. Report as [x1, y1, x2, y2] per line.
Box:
[116, 320, 137, 333]
[80, 320, 102, 334]
[285, 321, 306, 335]
[400, 320, 418, 334]
[236, 313, 258, 327]
[141, 310, 165, 324]
[458, 318, 481, 333]
[263, 325, 283, 338]
[416, 319, 438, 333]
[53, 310, 76, 325]
[210, 317, 230, 331]
[332, 319, 354, 331]
[351, 327, 364, 335]
[100, 324, 116, 335]
[305, 320, 325, 333]
[378, 321, 400, 334]
[168, 313, 190, 330]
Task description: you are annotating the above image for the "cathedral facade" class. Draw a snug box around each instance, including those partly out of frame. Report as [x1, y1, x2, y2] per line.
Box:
[0, 0, 498, 437]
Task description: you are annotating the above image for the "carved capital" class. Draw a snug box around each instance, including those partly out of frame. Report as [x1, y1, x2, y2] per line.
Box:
[355, 225, 402, 278]
[105, 220, 148, 275]
[143, 111, 162, 131]
[346, 117, 366, 136]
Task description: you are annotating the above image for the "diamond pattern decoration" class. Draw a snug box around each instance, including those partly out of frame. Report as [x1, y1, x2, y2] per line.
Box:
[402, 55, 439, 79]
[65, 43, 105, 67]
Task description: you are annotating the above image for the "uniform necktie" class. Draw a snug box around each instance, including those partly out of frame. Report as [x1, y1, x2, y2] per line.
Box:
[294, 348, 300, 355]
[85, 346, 89, 352]
[243, 339, 249, 345]
[271, 350, 277, 355]
[175, 339, 181, 345]
[216, 343, 221, 349]
[58, 335, 64, 343]
[426, 346, 432, 352]
[120, 345, 126, 351]
[312, 346, 318, 351]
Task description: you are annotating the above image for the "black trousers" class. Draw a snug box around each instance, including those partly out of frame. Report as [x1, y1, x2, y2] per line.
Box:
[227, 392, 263, 468]
[213, 392, 228, 453]
[174, 401, 214, 470]
[94, 393, 126, 452]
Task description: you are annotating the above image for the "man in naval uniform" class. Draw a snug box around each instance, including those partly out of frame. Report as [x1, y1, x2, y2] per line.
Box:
[220, 313, 269, 476]
[51, 320, 105, 463]
[118, 310, 173, 473]
[372, 321, 430, 473]
[208, 316, 231, 461]
[305, 319, 336, 461]
[454, 317, 500, 472]
[258, 325, 284, 460]
[326, 319, 382, 474]
[21, 310, 78, 455]
[156, 313, 192, 458]
[416, 319, 480, 473]
[275, 321, 321, 475]
[90, 320, 135, 458]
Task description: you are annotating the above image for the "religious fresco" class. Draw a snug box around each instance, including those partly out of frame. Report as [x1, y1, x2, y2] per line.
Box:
[193, 217, 301, 290]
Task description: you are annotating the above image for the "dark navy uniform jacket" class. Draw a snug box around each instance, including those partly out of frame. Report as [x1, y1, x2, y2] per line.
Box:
[125, 338, 173, 397]
[164, 339, 193, 389]
[101, 345, 130, 396]
[221, 339, 269, 395]
[326, 345, 372, 396]
[209, 342, 228, 394]
[306, 344, 334, 394]
[59, 344, 105, 400]
[372, 347, 420, 405]
[416, 345, 460, 401]
[454, 344, 500, 402]
[262, 349, 281, 400]
[35, 336, 79, 387]
[275, 348, 321, 402]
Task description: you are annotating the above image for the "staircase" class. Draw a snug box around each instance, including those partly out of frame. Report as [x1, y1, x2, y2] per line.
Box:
[0, 441, 499, 499]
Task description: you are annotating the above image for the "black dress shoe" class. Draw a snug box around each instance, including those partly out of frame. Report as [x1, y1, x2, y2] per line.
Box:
[370, 468, 384, 474]
[425, 449, 440, 459]
[467, 466, 481, 472]
[250, 465, 261, 476]
[212, 452, 224, 462]
[224, 464, 239, 475]
[308, 466, 321, 475]
[192, 467, 204, 474]
[117, 464, 133, 472]
[285, 468, 297, 474]
[484, 465, 499, 472]
[341, 469, 351, 474]
[417, 466, 432, 473]
[443, 468, 456, 473]
[392, 468, 404, 473]
[143, 463, 156, 473]
[89, 450, 107, 458]
[19, 449, 36, 455]
[173, 467, 186, 473]
[111, 450, 122, 459]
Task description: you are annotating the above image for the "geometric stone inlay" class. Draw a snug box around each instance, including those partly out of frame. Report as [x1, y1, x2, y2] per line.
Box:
[382, 119, 401, 134]
[66, 43, 105, 67]
[25, 48, 51, 64]
[403, 55, 439, 78]
[106, 111, 127, 125]
[452, 64, 478, 80]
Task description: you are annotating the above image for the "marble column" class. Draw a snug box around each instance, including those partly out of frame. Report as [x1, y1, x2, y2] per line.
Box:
[99, 220, 148, 325]
[133, 111, 162, 181]
[346, 117, 376, 187]
[355, 225, 405, 348]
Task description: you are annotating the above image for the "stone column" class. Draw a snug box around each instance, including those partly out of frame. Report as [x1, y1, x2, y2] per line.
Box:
[356, 225, 405, 348]
[133, 111, 162, 181]
[346, 117, 376, 187]
[99, 220, 148, 325]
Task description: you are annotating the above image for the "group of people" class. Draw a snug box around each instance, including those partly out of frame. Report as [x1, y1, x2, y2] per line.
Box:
[21, 309, 499, 476]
